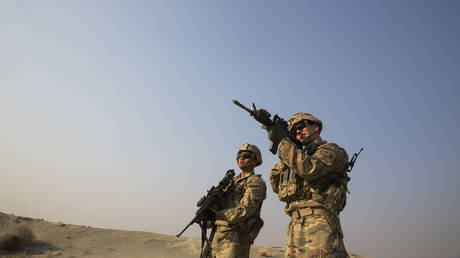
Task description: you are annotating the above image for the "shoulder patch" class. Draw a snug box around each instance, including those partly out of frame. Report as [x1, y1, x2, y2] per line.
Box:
[247, 175, 266, 188]
[314, 143, 338, 166]
[315, 142, 348, 168]
[319, 149, 333, 159]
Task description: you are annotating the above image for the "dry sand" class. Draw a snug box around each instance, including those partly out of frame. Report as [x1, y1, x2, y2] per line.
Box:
[0, 212, 365, 258]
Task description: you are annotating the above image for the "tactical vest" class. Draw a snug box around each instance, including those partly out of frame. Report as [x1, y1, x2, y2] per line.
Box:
[276, 146, 349, 214]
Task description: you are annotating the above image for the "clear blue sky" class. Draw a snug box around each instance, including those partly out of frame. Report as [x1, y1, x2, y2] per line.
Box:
[1, 1, 459, 257]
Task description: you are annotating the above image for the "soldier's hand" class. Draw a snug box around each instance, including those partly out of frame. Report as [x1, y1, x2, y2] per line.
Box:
[202, 209, 215, 221]
[268, 123, 289, 145]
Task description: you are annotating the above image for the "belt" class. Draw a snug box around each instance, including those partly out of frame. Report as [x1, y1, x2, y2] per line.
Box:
[292, 207, 330, 219]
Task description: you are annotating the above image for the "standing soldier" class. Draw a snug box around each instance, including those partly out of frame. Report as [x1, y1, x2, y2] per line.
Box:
[267, 113, 350, 258]
[209, 143, 267, 258]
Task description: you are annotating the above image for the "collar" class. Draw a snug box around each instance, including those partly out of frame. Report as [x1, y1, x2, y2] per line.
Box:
[234, 172, 254, 183]
[303, 136, 327, 155]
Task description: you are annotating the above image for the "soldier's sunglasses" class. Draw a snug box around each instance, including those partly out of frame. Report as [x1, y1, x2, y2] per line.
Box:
[291, 121, 309, 134]
[237, 153, 255, 160]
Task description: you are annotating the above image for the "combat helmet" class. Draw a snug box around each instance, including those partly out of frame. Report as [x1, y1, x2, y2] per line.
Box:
[237, 143, 262, 166]
[287, 112, 323, 134]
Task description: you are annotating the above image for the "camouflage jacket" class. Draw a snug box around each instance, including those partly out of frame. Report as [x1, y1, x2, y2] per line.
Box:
[215, 173, 266, 227]
[269, 137, 349, 215]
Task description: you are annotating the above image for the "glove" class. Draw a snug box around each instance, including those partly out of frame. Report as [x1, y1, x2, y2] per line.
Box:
[202, 209, 216, 221]
[267, 123, 289, 145]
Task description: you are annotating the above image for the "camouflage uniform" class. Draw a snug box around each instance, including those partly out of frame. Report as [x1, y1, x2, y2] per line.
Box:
[269, 113, 350, 258]
[211, 143, 267, 258]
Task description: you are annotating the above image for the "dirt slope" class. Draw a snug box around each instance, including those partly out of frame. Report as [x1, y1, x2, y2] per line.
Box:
[0, 212, 364, 258]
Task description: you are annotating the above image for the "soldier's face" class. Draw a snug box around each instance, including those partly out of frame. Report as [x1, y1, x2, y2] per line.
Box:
[237, 151, 257, 170]
[294, 122, 319, 143]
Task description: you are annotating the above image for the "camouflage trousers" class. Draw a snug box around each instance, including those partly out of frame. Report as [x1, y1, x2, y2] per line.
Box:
[286, 207, 349, 258]
[211, 226, 251, 258]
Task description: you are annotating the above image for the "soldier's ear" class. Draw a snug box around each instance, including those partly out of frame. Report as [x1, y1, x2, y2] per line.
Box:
[313, 124, 320, 133]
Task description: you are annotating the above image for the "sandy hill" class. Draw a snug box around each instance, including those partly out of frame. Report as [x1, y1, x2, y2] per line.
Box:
[0, 212, 365, 258]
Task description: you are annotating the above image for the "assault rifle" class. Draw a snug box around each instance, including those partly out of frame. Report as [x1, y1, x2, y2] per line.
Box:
[232, 99, 288, 154]
[176, 169, 235, 258]
[346, 148, 364, 172]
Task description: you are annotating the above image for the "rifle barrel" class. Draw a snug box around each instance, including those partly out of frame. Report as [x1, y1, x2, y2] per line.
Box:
[176, 219, 195, 237]
[232, 99, 253, 114]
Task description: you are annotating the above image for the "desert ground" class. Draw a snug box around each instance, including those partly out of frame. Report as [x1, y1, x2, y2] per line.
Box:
[0, 212, 365, 258]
